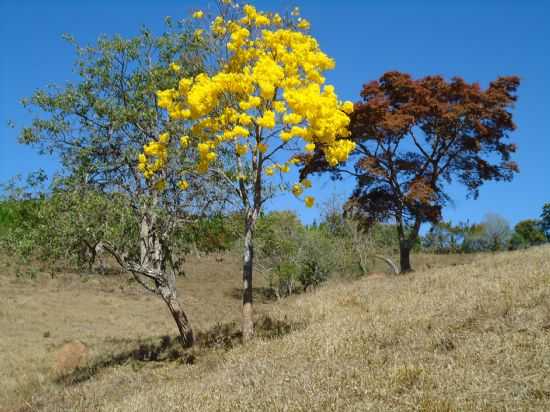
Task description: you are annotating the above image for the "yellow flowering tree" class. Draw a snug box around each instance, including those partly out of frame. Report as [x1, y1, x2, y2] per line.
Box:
[142, 1, 355, 341]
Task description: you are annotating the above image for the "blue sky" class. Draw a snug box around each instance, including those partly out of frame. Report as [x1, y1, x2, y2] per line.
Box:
[1, 0, 548, 227]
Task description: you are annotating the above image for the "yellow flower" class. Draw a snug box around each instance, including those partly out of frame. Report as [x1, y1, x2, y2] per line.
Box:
[257, 110, 275, 129]
[297, 18, 310, 30]
[301, 178, 312, 188]
[279, 163, 290, 173]
[280, 131, 293, 142]
[292, 183, 303, 196]
[238, 113, 253, 125]
[147, 4, 358, 198]
[154, 179, 166, 191]
[283, 113, 303, 125]
[273, 101, 286, 112]
[169, 62, 181, 72]
[239, 96, 261, 110]
[198, 143, 210, 154]
[194, 29, 204, 40]
[305, 143, 316, 152]
[180, 135, 189, 148]
[305, 196, 315, 208]
[178, 180, 189, 190]
[236, 143, 248, 156]
[272, 13, 282, 25]
[159, 132, 170, 144]
[342, 100, 354, 114]
[212, 16, 226, 36]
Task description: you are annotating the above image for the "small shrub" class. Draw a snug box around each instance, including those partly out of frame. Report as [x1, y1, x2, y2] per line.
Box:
[295, 229, 335, 291]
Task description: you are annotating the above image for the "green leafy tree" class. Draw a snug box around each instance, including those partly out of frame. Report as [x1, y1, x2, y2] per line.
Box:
[512, 219, 546, 248]
[17, 23, 228, 348]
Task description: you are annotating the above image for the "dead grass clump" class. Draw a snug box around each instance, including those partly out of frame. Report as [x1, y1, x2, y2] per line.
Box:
[391, 364, 425, 392]
[419, 397, 456, 412]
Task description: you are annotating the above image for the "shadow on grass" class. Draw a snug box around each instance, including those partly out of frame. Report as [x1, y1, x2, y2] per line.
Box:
[227, 286, 313, 303]
[58, 314, 303, 385]
[227, 286, 282, 303]
[57, 335, 193, 384]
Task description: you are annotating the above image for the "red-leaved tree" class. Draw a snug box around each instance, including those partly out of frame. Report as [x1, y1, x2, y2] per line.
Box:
[303, 71, 520, 272]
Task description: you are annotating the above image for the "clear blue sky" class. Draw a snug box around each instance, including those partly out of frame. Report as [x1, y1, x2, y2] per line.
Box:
[1, 0, 548, 227]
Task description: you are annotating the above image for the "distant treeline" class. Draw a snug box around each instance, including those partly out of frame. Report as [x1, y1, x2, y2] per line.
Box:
[423, 209, 550, 254]
[2, 190, 548, 285]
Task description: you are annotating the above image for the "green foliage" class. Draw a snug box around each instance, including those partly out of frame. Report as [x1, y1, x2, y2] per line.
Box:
[425, 214, 547, 253]
[0, 198, 44, 259]
[256, 211, 304, 297]
[541, 203, 550, 241]
[509, 232, 529, 250]
[423, 221, 465, 253]
[295, 228, 335, 291]
[13, 21, 231, 280]
[255, 209, 401, 298]
[175, 213, 242, 256]
[511, 219, 546, 248]
[256, 211, 340, 297]
[0, 186, 137, 272]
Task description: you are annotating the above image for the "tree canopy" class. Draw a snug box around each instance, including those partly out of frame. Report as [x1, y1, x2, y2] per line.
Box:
[303, 71, 520, 272]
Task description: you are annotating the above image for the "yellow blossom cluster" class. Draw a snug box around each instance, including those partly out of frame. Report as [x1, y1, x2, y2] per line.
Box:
[138, 132, 170, 179]
[142, 3, 356, 203]
[291, 178, 314, 207]
[138, 132, 191, 190]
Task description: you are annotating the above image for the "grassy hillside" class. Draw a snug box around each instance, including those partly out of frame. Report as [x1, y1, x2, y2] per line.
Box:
[1, 247, 549, 411]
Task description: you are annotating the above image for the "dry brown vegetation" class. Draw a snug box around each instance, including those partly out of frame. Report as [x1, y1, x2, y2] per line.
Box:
[1, 247, 549, 411]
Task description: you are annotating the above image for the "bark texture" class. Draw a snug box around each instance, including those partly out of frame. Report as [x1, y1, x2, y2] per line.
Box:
[242, 211, 256, 343]
[399, 240, 413, 273]
[120, 200, 195, 349]
[160, 287, 194, 347]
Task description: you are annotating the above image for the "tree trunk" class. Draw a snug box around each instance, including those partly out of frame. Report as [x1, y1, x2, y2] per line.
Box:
[242, 214, 254, 343]
[160, 288, 194, 348]
[141, 204, 194, 350]
[399, 241, 412, 273]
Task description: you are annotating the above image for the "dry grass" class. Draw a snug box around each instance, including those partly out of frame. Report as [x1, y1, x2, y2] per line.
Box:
[1, 247, 550, 411]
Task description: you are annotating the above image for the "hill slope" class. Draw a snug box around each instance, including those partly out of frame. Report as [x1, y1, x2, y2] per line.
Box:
[3, 247, 550, 411]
